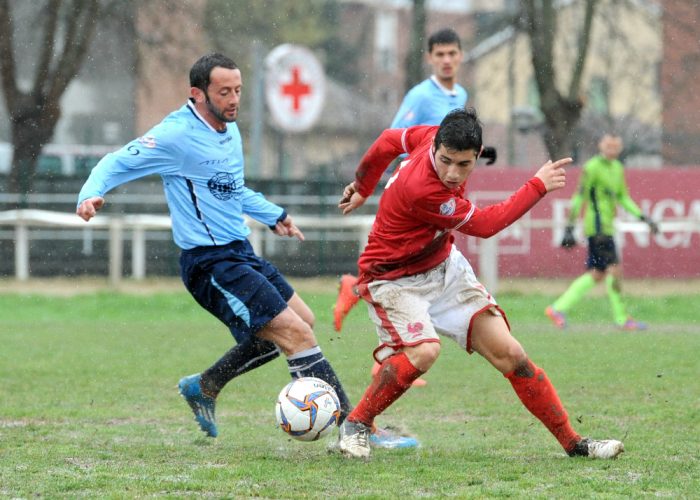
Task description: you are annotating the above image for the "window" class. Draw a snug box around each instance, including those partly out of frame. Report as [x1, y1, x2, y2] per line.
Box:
[588, 77, 609, 114]
[527, 77, 541, 110]
[375, 12, 398, 72]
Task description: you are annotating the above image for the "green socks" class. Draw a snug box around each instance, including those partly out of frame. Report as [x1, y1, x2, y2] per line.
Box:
[606, 274, 628, 325]
[553, 273, 595, 312]
[553, 273, 629, 325]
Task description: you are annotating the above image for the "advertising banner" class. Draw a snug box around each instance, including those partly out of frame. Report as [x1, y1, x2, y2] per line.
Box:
[455, 167, 700, 278]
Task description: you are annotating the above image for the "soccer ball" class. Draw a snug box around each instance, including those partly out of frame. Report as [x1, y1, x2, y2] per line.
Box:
[275, 377, 341, 441]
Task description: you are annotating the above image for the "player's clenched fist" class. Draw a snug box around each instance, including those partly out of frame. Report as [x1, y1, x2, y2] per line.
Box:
[76, 196, 105, 221]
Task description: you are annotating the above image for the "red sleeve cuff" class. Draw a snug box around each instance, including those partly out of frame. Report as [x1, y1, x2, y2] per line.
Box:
[530, 177, 547, 196]
[355, 179, 373, 199]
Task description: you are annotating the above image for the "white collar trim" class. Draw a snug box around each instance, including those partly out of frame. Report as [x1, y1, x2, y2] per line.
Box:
[187, 99, 221, 133]
[430, 75, 458, 96]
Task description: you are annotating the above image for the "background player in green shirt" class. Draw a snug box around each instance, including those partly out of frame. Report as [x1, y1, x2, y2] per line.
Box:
[545, 133, 659, 330]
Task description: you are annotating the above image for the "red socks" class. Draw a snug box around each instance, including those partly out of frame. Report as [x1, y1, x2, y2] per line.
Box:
[348, 352, 423, 426]
[505, 359, 581, 453]
[348, 355, 579, 452]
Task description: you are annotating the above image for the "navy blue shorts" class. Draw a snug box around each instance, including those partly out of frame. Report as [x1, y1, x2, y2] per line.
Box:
[179, 239, 294, 343]
[586, 235, 619, 271]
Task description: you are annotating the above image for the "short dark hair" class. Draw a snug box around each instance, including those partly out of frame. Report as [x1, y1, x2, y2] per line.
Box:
[190, 53, 238, 91]
[434, 108, 482, 153]
[428, 28, 461, 52]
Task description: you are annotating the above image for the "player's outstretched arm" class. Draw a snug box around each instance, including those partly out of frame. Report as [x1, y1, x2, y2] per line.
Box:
[76, 197, 105, 221]
[272, 215, 305, 241]
[534, 158, 572, 193]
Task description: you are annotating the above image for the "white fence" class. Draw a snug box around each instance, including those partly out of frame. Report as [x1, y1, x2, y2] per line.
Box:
[0, 210, 375, 285]
[0, 209, 697, 292]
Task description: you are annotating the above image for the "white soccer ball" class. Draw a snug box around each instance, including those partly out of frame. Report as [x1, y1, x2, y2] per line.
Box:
[275, 377, 341, 441]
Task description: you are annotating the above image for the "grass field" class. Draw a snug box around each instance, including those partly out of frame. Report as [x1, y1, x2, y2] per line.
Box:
[1, 278, 698, 498]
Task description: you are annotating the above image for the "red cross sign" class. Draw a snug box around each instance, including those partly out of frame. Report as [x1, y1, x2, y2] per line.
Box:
[281, 66, 312, 112]
[265, 44, 326, 132]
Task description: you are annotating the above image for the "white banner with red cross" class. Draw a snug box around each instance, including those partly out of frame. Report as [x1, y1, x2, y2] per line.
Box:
[264, 44, 326, 133]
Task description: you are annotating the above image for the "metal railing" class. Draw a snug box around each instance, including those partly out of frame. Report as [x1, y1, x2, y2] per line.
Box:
[0, 209, 697, 292]
[0, 209, 375, 285]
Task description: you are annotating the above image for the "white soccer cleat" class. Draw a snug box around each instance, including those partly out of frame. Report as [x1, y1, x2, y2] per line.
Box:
[338, 420, 371, 459]
[569, 438, 624, 459]
[586, 439, 625, 459]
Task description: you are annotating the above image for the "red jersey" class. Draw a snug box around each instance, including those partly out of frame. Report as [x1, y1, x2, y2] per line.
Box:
[354, 126, 547, 283]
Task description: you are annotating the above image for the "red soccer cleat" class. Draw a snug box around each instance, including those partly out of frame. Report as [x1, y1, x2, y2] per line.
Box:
[333, 274, 361, 332]
[545, 306, 567, 329]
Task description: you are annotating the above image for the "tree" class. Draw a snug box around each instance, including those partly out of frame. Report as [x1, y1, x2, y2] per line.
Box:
[520, 0, 597, 159]
[205, 0, 358, 83]
[404, 0, 426, 92]
[0, 0, 100, 198]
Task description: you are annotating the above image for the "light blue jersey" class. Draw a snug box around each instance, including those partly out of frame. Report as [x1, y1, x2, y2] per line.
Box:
[390, 76, 468, 128]
[78, 100, 285, 250]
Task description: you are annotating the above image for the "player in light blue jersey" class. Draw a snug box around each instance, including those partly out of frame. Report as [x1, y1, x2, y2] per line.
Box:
[76, 53, 416, 449]
[390, 29, 468, 129]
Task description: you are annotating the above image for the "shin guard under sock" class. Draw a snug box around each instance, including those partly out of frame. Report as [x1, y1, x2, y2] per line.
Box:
[505, 359, 581, 453]
[606, 274, 628, 325]
[553, 273, 595, 312]
[202, 337, 280, 396]
[348, 352, 423, 426]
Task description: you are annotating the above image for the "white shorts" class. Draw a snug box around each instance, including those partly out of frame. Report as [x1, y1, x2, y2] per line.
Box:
[359, 246, 508, 362]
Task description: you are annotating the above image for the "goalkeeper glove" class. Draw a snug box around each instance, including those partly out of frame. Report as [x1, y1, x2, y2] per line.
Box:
[641, 215, 659, 234]
[481, 146, 497, 165]
[561, 225, 576, 249]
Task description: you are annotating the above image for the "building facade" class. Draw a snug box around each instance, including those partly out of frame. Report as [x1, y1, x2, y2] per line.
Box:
[661, 0, 700, 166]
[464, 0, 663, 167]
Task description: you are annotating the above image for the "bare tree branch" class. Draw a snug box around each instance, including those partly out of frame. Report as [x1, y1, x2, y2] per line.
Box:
[47, 0, 99, 103]
[1, 0, 102, 195]
[34, 0, 60, 95]
[520, 0, 602, 158]
[0, 0, 19, 107]
[524, 0, 557, 106]
[405, 0, 426, 91]
[568, 0, 597, 100]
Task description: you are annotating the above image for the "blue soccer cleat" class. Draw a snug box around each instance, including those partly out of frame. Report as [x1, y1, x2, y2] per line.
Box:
[369, 426, 419, 449]
[178, 373, 218, 437]
[619, 317, 648, 331]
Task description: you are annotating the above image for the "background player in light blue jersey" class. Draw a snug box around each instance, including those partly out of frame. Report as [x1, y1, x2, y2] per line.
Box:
[76, 53, 416, 449]
[390, 28, 468, 129]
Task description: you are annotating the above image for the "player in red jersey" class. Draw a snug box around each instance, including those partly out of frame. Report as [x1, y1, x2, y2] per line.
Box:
[332, 28, 497, 386]
[335, 108, 625, 460]
[334, 28, 468, 336]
